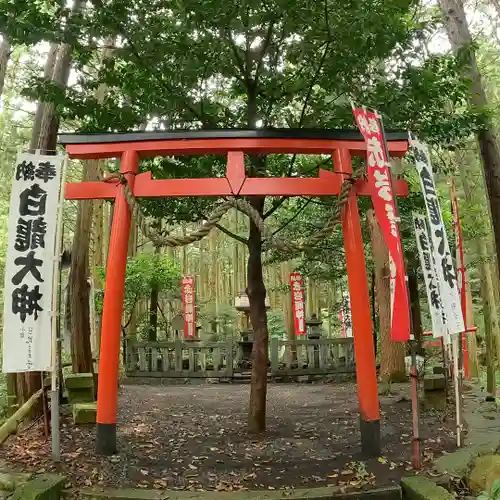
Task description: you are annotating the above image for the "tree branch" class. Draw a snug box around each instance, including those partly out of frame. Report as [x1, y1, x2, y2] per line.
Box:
[263, 156, 331, 219]
[215, 222, 248, 245]
[157, 302, 169, 325]
[270, 198, 312, 237]
[96, 10, 214, 126]
[254, 21, 275, 82]
[225, 29, 247, 82]
[123, 293, 140, 328]
[297, 41, 331, 128]
[262, 41, 332, 216]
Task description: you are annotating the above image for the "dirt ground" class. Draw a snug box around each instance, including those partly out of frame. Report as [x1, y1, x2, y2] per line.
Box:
[0, 382, 457, 492]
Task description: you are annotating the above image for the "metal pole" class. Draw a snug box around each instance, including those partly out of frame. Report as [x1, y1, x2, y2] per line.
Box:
[452, 334, 462, 446]
[376, 111, 421, 470]
[51, 154, 68, 462]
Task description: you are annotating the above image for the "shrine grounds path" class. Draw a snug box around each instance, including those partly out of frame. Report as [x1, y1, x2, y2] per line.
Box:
[0, 382, 456, 492]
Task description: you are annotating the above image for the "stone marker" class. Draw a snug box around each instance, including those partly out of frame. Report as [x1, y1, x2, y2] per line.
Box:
[11, 474, 65, 500]
[401, 475, 453, 500]
[73, 402, 97, 424]
[65, 373, 95, 404]
[423, 374, 446, 392]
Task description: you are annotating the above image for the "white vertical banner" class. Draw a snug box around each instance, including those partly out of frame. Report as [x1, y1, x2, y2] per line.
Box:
[3, 152, 64, 372]
[413, 214, 446, 338]
[409, 134, 464, 336]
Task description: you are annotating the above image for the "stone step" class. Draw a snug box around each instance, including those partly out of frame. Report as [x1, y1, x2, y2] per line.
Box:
[72, 403, 97, 425]
[77, 485, 402, 500]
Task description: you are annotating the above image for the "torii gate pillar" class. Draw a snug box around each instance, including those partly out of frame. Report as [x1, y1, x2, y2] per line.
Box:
[335, 148, 380, 456]
[96, 150, 139, 455]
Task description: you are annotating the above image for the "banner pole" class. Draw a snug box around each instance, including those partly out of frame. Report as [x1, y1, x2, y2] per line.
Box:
[377, 113, 421, 470]
[452, 334, 462, 446]
[51, 154, 68, 462]
[451, 180, 469, 379]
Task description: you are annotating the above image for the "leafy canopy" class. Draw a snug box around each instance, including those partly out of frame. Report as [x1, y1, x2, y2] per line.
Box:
[6, 0, 484, 263]
[95, 252, 181, 321]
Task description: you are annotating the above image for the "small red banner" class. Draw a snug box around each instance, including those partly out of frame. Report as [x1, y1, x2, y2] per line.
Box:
[181, 275, 196, 338]
[352, 106, 410, 342]
[290, 271, 306, 336]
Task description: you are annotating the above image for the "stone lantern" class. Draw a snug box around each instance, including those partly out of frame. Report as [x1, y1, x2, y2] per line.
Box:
[306, 313, 323, 367]
[306, 313, 323, 339]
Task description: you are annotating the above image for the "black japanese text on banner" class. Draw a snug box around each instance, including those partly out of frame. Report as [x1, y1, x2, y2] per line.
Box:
[3, 153, 63, 372]
[413, 214, 446, 338]
[409, 134, 464, 336]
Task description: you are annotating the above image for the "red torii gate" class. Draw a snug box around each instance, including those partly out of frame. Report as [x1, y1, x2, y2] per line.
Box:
[59, 129, 409, 457]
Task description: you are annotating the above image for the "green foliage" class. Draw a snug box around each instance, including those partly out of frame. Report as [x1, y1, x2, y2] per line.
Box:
[478, 478, 500, 500]
[9, 0, 480, 239]
[197, 302, 237, 340]
[95, 252, 181, 323]
[267, 310, 286, 340]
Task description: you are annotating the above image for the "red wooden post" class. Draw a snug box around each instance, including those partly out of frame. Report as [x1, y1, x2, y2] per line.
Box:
[451, 181, 470, 379]
[96, 150, 139, 455]
[334, 148, 381, 457]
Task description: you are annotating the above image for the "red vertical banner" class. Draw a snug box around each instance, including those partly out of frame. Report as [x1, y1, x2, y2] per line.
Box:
[451, 180, 469, 378]
[181, 275, 196, 338]
[352, 106, 410, 342]
[290, 272, 306, 336]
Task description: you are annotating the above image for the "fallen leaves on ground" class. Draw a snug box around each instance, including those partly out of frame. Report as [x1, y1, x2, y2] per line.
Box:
[0, 383, 457, 492]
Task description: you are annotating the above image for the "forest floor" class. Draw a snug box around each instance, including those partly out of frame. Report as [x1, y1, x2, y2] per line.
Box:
[0, 382, 456, 493]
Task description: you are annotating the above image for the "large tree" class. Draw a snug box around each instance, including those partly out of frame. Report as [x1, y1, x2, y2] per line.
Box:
[439, 0, 500, 331]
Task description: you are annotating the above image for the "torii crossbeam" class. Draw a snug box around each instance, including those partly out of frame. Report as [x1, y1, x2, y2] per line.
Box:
[59, 129, 409, 457]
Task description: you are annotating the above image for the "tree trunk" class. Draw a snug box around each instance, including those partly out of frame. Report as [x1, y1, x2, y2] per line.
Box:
[28, 44, 58, 152]
[0, 35, 10, 97]
[70, 161, 100, 373]
[371, 269, 378, 355]
[232, 208, 240, 297]
[69, 37, 114, 370]
[367, 210, 406, 382]
[465, 269, 479, 378]
[91, 168, 105, 352]
[439, 0, 500, 319]
[149, 246, 161, 341]
[37, 43, 72, 152]
[479, 240, 500, 375]
[6, 373, 17, 415]
[209, 229, 219, 330]
[488, 240, 500, 365]
[480, 264, 496, 395]
[280, 261, 294, 339]
[247, 194, 269, 433]
[126, 221, 138, 338]
[458, 154, 497, 390]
